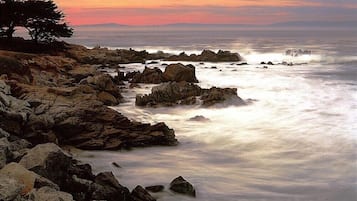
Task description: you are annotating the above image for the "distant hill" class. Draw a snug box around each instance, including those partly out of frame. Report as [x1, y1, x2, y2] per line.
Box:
[74, 23, 128, 28]
[270, 21, 357, 28]
[73, 21, 357, 29]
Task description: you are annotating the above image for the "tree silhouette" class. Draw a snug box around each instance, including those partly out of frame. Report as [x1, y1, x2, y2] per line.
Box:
[0, 0, 26, 38]
[24, 0, 73, 42]
[0, 0, 72, 42]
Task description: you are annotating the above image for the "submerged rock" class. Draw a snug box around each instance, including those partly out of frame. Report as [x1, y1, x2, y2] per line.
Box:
[169, 176, 196, 197]
[188, 115, 210, 122]
[201, 87, 245, 107]
[145, 185, 165, 193]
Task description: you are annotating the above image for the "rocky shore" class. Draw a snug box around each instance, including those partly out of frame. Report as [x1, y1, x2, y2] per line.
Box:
[1, 41, 243, 200]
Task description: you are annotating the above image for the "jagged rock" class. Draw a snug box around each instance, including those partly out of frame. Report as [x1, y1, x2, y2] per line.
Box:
[201, 87, 245, 107]
[169, 176, 196, 197]
[0, 174, 24, 201]
[19, 143, 72, 189]
[136, 82, 245, 107]
[145, 185, 165, 193]
[0, 162, 59, 195]
[136, 82, 201, 107]
[28, 187, 74, 201]
[163, 63, 198, 83]
[91, 172, 131, 201]
[130, 67, 165, 84]
[131, 185, 156, 201]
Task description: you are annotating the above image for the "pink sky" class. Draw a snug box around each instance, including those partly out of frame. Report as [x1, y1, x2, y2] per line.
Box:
[56, 0, 357, 25]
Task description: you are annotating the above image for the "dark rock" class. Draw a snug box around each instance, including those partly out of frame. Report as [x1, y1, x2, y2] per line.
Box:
[163, 63, 198, 83]
[166, 49, 242, 62]
[91, 172, 131, 201]
[237, 62, 248, 65]
[136, 82, 201, 107]
[169, 176, 196, 197]
[131, 67, 165, 84]
[145, 185, 164, 193]
[201, 87, 245, 107]
[147, 61, 159, 65]
[188, 115, 210, 122]
[131, 185, 156, 201]
[267, 61, 274, 65]
[210, 66, 217, 69]
[260, 62, 266, 64]
[112, 162, 122, 168]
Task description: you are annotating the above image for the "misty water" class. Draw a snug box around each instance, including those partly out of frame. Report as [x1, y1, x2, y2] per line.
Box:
[70, 27, 357, 201]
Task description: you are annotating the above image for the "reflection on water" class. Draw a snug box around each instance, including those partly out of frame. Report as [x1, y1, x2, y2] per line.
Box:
[74, 29, 357, 201]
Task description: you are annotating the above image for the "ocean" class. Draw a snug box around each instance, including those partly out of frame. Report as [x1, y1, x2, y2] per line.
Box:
[68, 26, 357, 201]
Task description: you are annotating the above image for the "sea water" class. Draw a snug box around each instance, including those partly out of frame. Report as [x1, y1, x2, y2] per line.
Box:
[69, 27, 357, 201]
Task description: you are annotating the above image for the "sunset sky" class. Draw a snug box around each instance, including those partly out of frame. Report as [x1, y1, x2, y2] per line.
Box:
[56, 0, 357, 25]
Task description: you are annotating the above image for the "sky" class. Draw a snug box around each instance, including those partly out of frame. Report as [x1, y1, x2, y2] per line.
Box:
[56, 0, 357, 25]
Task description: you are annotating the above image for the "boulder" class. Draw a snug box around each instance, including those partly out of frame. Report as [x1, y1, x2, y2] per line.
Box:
[97, 91, 119, 106]
[0, 174, 24, 201]
[28, 187, 74, 201]
[0, 162, 59, 195]
[19, 143, 72, 188]
[130, 67, 165, 84]
[131, 185, 156, 201]
[136, 82, 201, 107]
[169, 176, 196, 197]
[201, 87, 245, 107]
[188, 115, 210, 122]
[163, 63, 198, 83]
[91, 172, 131, 201]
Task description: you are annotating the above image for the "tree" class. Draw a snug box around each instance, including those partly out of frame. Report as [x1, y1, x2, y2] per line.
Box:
[0, 0, 26, 38]
[0, 0, 72, 42]
[24, 0, 73, 42]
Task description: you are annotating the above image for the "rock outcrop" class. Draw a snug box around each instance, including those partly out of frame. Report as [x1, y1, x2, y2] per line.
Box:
[129, 63, 199, 84]
[163, 63, 198, 83]
[0, 50, 177, 150]
[166, 50, 242, 62]
[136, 82, 245, 107]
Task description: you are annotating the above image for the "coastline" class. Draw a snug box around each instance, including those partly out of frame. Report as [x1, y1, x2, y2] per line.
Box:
[0, 41, 242, 200]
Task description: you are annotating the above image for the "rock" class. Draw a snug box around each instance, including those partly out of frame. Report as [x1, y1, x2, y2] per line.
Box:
[0, 162, 59, 195]
[19, 143, 72, 188]
[129, 83, 141, 89]
[28, 187, 74, 201]
[0, 55, 33, 83]
[136, 82, 201, 107]
[0, 128, 10, 138]
[0, 174, 24, 201]
[188, 115, 210, 122]
[85, 74, 122, 100]
[112, 162, 122, 168]
[91, 172, 131, 201]
[145, 185, 164, 193]
[169, 176, 196, 197]
[0, 137, 10, 168]
[163, 63, 198, 83]
[147, 61, 159, 65]
[166, 49, 242, 62]
[97, 91, 119, 106]
[130, 67, 164, 84]
[201, 87, 245, 107]
[131, 185, 156, 201]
